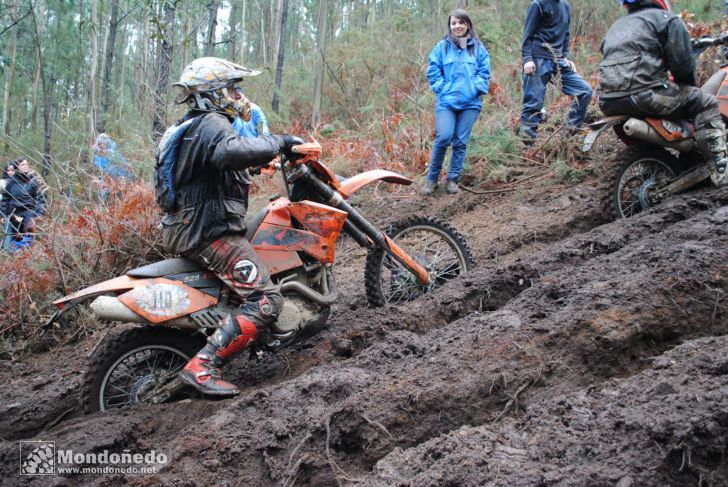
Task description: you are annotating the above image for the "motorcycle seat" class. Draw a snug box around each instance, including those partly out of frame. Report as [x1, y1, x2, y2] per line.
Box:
[126, 257, 204, 278]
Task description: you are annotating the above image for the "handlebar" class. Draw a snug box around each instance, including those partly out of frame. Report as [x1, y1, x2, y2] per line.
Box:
[692, 33, 728, 49]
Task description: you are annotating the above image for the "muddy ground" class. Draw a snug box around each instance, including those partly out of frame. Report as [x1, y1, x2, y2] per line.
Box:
[1, 172, 727, 486]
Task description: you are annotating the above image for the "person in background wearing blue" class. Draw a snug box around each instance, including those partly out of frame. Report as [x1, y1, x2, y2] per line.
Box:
[92, 131, 133, 203]
[520, 0, 593, 142]
[421, 9, 491, 196]
[232, 101, 270, 137]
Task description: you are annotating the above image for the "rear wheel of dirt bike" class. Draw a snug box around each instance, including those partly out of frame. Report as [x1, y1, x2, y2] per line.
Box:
[604, 147, 680, 220]
[364, 216, 475, 307]
[82, 326, 205, 413]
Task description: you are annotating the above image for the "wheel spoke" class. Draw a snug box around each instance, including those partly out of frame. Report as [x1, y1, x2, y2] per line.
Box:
[376, 224, 469, 305]
[101, 345, 191, 411]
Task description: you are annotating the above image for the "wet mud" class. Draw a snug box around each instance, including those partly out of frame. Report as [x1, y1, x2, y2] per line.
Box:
[1, 177, 727, 486]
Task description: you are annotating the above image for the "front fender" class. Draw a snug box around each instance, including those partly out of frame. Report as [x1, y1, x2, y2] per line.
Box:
[337, 170, 412, 199]
[582, 115, 630, 153]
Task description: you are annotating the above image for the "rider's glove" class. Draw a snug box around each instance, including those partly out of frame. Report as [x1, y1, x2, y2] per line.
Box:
[279, 135, 305, 161]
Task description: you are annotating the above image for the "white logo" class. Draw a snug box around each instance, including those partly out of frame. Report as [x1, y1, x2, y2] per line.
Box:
[20, 441, 55, 475]
[19, 441, 168, 476]
[234, 260, 258, 284]
[135, 283, 191, 316]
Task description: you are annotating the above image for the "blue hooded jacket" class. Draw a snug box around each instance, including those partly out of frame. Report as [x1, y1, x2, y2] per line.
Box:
[427, 35, 491, 111]
[232, 103, 270, 137]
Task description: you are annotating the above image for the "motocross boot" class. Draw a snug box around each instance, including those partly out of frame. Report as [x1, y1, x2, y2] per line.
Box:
[696, 127, 728, 186]
[178, 314, 258, 397]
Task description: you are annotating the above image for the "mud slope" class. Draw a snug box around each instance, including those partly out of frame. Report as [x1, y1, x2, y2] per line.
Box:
[1, 181, 727, 486]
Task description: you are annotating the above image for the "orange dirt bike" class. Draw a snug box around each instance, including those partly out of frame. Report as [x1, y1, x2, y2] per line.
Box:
[583, 33, 728, 219]
[46, 140, 474, 413]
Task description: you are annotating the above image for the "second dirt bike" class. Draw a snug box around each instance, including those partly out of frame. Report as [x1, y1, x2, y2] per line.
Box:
[46, 140, 474, 413]
[583, 33, 728, 219]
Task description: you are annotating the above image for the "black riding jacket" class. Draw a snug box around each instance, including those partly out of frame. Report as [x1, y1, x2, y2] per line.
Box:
[598, 5, 696, 100]
[159, 111, 284, 255]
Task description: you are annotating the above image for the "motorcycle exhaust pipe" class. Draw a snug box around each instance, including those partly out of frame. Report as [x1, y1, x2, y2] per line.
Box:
[622, 118, 694, 152]
[280, 280, 338, 305]
[90, 296, 145, 322]
[89, 296, 198, 329]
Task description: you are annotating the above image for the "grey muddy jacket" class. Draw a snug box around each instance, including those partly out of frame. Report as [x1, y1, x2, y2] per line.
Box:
[598, 6, 696, 100]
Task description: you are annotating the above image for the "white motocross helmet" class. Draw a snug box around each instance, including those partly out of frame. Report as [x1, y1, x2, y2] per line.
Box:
[173, 57, 261, 121]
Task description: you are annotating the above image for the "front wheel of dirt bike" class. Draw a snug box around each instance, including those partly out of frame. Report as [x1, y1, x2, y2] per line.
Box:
[605, 147, 680, 219]
[81, 326, 205, 413]
[364, 216, 475, 307]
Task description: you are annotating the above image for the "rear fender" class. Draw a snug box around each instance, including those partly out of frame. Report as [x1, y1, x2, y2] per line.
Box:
[46, 275, 150, 328]
[582, 115, 630, 153]
[338, 170, 412, 199]
[53, 275, 147, 310]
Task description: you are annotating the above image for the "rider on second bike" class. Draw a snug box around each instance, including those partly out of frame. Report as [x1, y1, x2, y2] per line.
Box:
[155, 57, 303, 397]
[598, 0, 728, 186]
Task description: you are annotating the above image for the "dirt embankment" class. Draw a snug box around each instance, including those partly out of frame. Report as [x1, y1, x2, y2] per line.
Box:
[1, 178, 727, 486]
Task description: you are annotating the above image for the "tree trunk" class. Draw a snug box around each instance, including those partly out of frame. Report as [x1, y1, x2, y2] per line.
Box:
[115, 14, 130, 124]
[260, 12, 267, 65]
[140, 7, 149, 115]
[240, 0, 247, 64]
[89, 0, 99, 149]
[205, 0, 219, 57]
[229, 1, 238, 62]
[32, 0, 46, 129]
[2, 0, 19, 150]
[42, 2, 63, 178]
[271, 0, 283, 69]
[311, 0, 328, 129]
[456, 0, 467, 8]
[271, 0, 289, 114]
[182, 16, 191, 68]
[100, 0, 120, 131]
[152, 1, 177, 142]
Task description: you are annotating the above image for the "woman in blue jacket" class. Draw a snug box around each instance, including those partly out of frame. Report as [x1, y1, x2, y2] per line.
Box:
[422, 9, 491, 195]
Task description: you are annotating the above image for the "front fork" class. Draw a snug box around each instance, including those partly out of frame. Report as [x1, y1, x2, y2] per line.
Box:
[293, 166, 431, 286]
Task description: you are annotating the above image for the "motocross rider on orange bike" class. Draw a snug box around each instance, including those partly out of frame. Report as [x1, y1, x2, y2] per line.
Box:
[598, 0, 728, 185]
[155, 57, 303, 397]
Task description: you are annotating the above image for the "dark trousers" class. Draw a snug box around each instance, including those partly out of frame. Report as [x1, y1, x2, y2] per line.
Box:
[187, 234, 283, 328]
[521, 58, 593, 138]
[599, 82, 722, 133]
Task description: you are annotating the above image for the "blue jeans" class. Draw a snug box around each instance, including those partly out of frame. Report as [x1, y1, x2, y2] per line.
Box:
[1, 219, 13, 252]
[520, 58, 592, 138]
[427, 108, 480, 183]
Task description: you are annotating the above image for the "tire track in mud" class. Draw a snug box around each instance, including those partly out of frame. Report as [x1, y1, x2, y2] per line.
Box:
[367, 335, 728, 486]
[2, 184, 727, 486]
[257, 196, 728, 484]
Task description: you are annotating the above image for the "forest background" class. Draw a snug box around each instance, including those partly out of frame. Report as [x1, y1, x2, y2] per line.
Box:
[0, 0, 725, 349]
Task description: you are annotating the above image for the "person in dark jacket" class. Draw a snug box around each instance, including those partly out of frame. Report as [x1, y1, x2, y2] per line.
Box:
[0, 162, 17, 251]
[520, 0, 592, 141]
[157, 57, 302, 397]
[0, 158, 46, 250]
[599, 0, 728, 184]
[421, 9, 491, 196]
